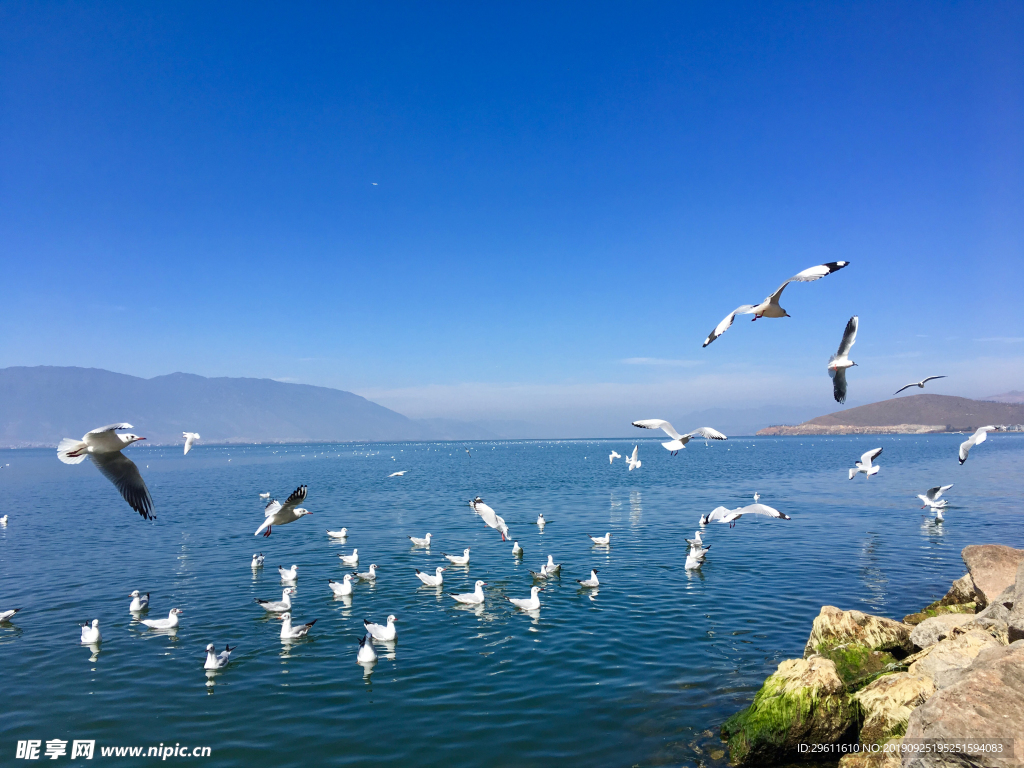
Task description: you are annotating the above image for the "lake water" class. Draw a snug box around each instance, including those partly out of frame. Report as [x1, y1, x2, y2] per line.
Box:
[2, 434, 1022, 767]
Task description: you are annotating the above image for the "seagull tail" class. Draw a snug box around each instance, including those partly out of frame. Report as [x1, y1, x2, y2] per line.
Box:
[57, 438, 89, 465]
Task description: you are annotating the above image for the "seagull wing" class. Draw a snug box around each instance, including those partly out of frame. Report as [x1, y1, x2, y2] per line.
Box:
[920, 376, 946, 385]
[90, 452, 154, 520]
[703, 506, 735, 523]
[738, 503, 791, 519]
[766, 261, 851, 304]
[685, 427, 727, 441]
[860, 447, 883, 465]
[632, 419, 683, 440]
[87, 423, 134, 434]
[630, 445, 638, 462]
[836, 316, 858, 357]
[280, 485, 308, 513]
[703, 305, 757, 347]
[925, 484, 953, 501]
[832, 367, 848, 404]
[893, 383, 916, 395]
[264, 500, 282, 518]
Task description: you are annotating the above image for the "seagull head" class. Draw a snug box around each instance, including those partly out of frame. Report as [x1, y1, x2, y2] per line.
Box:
[121, 433, 145, 445]
[130, 590, 140, 597]
[475, 580, 486, 588]
[294, 508, 312, 517]
[387, 615, 396, 623]
[206, 643, 216, 652]
[276, 612, 291, 621]
[171, 608, 183, 616]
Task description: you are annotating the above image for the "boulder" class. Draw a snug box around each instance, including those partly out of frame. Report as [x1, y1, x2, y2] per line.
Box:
[907, 628, 1001, 687]
[904, 640, 1024, 768]
[961, 544, 1024, 608]
[902, 602, 975, 626]
[909, 614, 974, 649]
[1007, 561, 1024, 643]
[804, 606, 914, 658]
[838, 745, 902, 768]
[939, 572, 976, 606]
[852, 673, 935, 745]
[721, 656, 858, 765]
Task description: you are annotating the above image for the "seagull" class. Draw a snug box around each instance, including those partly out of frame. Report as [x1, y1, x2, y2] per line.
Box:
[364, 615, 397, 641]
[689, 543, 710, 561]
[577, 569, 600, 588]
[141, 608, 183, 630]
[129, 590, 150, 613]
[327, 528, 349, 539]
[700, 504, 791, 527]
[753, 492, 760, 502]
[589, 532, 611, 545]
[0, 515, 6, 525]
[933, 507, 945, 523]
[894, 376, 946, 396]
[80, 619, 101, 644]
[544, 555, 562, 574]
[58, 424, 153, 519]
[512, 541, 523, 557]
[529, 564, 554, 580]
[470, 498, 510, 541]
[625, 445, 641, 471]
[918, 484, 954, 509]
[828, 316, 859, 404]
[388, 471, 407, 477]
[684, 549, 705, 570]
[255, 588, 295, 612]
[448, 580, 486, 605]
[340, 549, 359, 566]
[507, 586, 543, 610]
[204, 643, 234, 670]
[685, 530, 704, 547]
[444, 549, 471, 566]
[0, 607, 21, 623]
[259, 492, 270, 499]
[329, 575, 354, 596]
[415, 566, 446, 586]
[631, 421, 727, 454]
[959, 426, 1001, 464]
[251, 553, 265, 568]
[609, 450, 621, 464]
[702, 261, 851, 347]
[255, 485, 311, 537]
[278, 565, 298, 582]
[276, 612, 315, 640]
[182, 432, 200, 455]
[849, 447, 882, 479]
[536, 513, 547, 527]
[409, 532, 431, 547]
[357, 634, 377, 663]
[352, 564, 378, 581]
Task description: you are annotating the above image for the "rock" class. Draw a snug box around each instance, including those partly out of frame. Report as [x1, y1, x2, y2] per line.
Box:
[904, 640, 1024, 768]
[908, 628, 1001, 686]
[838, 741, 903, 768]
[1007, 561, 1024, 643]
[852, 673, 935, 745]
[902, 602, 975, 626]
[909, 614, 974, 649]
[961, 544, 1024, 608]
[721, 657, 857, 765]
[804, 606, 914, 658]
[939, 572, 976, 606]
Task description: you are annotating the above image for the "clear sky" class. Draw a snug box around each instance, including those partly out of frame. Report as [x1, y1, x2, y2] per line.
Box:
[2, 2, 1022, 434]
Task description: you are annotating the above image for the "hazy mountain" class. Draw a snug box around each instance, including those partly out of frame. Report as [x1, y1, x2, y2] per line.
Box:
[985, 390, 1024, 404]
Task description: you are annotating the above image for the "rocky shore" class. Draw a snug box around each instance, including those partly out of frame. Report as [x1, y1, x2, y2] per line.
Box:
[720, 544, 1024, 767]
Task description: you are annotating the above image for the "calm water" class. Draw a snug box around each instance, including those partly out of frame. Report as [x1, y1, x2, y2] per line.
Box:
[2, 435, 1023, 767]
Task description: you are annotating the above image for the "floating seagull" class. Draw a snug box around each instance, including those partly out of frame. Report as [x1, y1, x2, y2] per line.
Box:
[577, 569, 599, 588]
[276, 612, 315, 640]
[259, 492, 270, 499]
[849, 447, 882, 480]
[700, 504, 791, 527]
[58, 424, 153, 519]
[328, 575, 354, 596]
[609, 450, 621, 464]
[141, 608, 182, 630]
[536, 513, 546, 527]
[357, 634, 377, 663]
[129, 590, 150, 613]
[625, 445, 641, 471]
[279, 565, 298, 582]
[388, 471, 407, 477]
[631, 421, 727, 454]
[327, 528, 349, 539]
[448, 580, 486, 605]
[204, 643, 234, 670]
[255, 485, 312, 537]
[702, 261, 851, 347]
[544, 555, 562, 574]
[828, 316, 859, 404]
[364, 615, 397, 641]
[933, 508, 945, 523]
[182, 432, 200, 455]
[894, 376, 947, 396]
[753, 492, 760, 502]
[251, 553, 265, 568]
[959, 426, 1001, 465]
[589, 532, 611, 545]
[444, 549, 471, 566]
[409, 532, 431, 547]
[529, 564, 554, 580]
[507, 586, 543, 610]
[0, 515, 6, 525]
[470, 498, 510, 541]
[684, 549, 706, 570]
[1, 607, 21, 623]
[352, 564, 378, 581]
[415, 566, 446, 586]
[689, 543, 710, 560]
[80, 619, 101, 644]
[511, 541, 523, 557]
[255, 588, 295, 612]
[918, 484, 953, 509]
[340, 549, 359, 566]
[685, 530, 704, 547]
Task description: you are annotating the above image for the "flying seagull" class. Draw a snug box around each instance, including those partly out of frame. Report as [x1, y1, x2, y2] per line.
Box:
[625, 445, 641, 471]
[182, 432, 200, 455]
[608, 450, 621, 464]
[702, 262, 850, 347]
[849, 447, 882, 479]
[469, 497, 509, 540]
[959, 426, 1000, 465]
[894, 376, 946, 396]
[58, 424, 154, 519]
[699, 503, 791, 527]
[255, 485, 312, 537]
[631, 420, 727, 455]
[828, 316, 859, 404]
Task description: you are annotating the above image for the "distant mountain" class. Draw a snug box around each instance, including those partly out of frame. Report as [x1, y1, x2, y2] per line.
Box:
[757, 394, 1024, 435]
[0, 366, 499, 447]
[985, 390, 1024, 404]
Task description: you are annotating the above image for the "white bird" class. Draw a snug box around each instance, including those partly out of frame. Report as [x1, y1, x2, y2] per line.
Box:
[409, 532, 431, 547]
[544, 555, 562, 574]
[58, 424, 153, 519]
[918, 484, 954, 509]
[753, 492, 760, 502]
[255, 485, 312, 537]
[0, 515, 7, 525]
[849, 447, 882, 480]
[1, 607, 21, 622]
[933, 508, 945, 523]
[364, 615, 397, 641]
[529, 564, 554, 580]
[511, 541, 523, 557]
[448, 580, 486, 605]
[702, 261, 851, 347]
[470, 498, 510, 541]
[589, 532, 611, 545]
[129, 590, 150, 613]
[631, 420, 727, 454]
[204, 643, 235, 670]
[700, 504, 791, 527]
[328, 575, 354, 596]
[327, 528, 349, 539]
[415, 566, 446, 586]
[444, 549, 470, 565]
[536, 513, 547, 527]
[684, 550, 705, 570]
[625, 445, 642, 471]
[388, 471, 407, 477]
[352, 564, 378, 581]
[340, 549, 359, 566]
[508, 586, 543, 610]
[609, 450, 621, 464]
[278, 565, 298, 582]
[80, 619, 101, 643]
[577, 569, 600, 588]
[259, 492, 270, 499]
[894, 376, 946, 396]
[182, 432, 200, 455]
[276, 612, 316, 640]
[255, 588, 295, 612]
[357, 634, 377, 663]
[828, 316, 859, 404]
[689, 543, 710, 561]
[959, 426, 1000, 465]
[685, 530, 704, 547]
[251, 553, 265, 568]
[141, 608, 182, 630]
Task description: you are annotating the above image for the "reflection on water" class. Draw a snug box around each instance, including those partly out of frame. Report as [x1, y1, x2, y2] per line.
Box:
[630, 490, 642, 526]
[859, 533, 889, 611]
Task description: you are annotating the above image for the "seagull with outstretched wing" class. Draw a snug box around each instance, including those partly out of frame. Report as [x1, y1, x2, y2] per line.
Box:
[894, 376, 946, 396]
[699, 503, 790, 528]
[255, 485, 312, 537]
[183, 432, 200, 455]
[959, 426, 1001, 465]
[828, 316, 859, 404]
[850, 447, 882, 479]
[57, 424, 154, 519]
[918, 484, 953, 509]
[632, 419, 727, 455]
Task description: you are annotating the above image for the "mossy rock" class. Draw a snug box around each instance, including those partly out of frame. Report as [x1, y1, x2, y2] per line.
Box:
[903, 602, 976, 626]
[814, 642, 903, 691]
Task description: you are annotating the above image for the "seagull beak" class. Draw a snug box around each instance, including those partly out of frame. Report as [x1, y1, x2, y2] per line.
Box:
[137, 437, 147, 441]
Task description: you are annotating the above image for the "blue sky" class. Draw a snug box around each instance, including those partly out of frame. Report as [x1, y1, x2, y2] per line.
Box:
[2, 2, 1022, 433]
